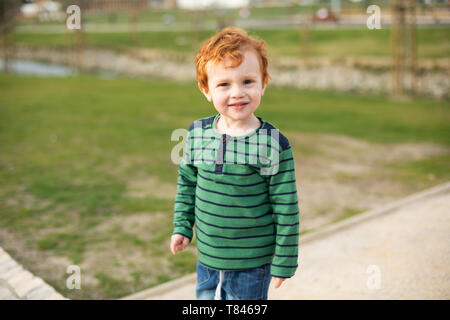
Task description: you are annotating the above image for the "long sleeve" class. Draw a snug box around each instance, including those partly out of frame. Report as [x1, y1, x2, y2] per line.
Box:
[172, 130, 197, 241]
[268, 147, 300, 278]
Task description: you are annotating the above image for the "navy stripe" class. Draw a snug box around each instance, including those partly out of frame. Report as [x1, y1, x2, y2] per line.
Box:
[271, 201, 298, 206]
[226, 150, 271, 162]
[198, 260, 272, 271]
[175, 201, 194, 206]
[201, 169, 258, 176]
[174, 220, 194, 227]
[174, 217, 194, 224]
[276, 242, 298, 247]
[174, 223, 192, 228]
[260, 158, 293, 171]
[197, 184, 267, 198]
[195, 205, 272, 219]
[269, 179, 296, 187]
[235, 139, 280, 153]
[275, 222, 299, 227]
[190, 136, 281, 154]
[196, 215, 274, 230]
[192, 147, 272, 162]
[177, 193, 194, 197]
[196, 194, 270, 209]
[275, 254, 298, 258]
[271, 263, 298, 269]
[178, 174, 195, 184]
[273, 211, 299, 216]
[177, 183, 194, 187]
[174, 210, 194, 215]
[279, 157, 293, 163]
[198, 249, 273, 261]
[198, 172, 266, 187]
[274, 168, 295, 176]
[196, 235, 275, 249]
[191, 147, 216, 151]
[188, 158, 216, 163]
[277, 233, 299, 237]
[271, 191, 297, 196]
[190, 136, 218, 140]
[196, 225, 275, 240]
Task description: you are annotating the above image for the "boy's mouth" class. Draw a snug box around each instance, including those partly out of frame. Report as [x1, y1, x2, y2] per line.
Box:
[228, 102, 249, 110]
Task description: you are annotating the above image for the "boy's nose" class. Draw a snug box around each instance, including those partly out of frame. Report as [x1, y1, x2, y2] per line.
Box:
[230, 84, 245, 99]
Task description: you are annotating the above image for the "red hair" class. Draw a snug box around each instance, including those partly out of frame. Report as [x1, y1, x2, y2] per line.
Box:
[195, 26, 270, 94]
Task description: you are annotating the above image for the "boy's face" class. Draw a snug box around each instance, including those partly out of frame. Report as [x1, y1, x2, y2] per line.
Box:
[201, 49, 266, 122]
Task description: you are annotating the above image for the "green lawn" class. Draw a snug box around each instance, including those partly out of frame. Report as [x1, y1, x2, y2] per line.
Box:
[0, 74, 449, 298]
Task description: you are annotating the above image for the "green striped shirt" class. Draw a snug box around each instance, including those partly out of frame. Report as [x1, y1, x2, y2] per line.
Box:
[173, 113, 299, 278]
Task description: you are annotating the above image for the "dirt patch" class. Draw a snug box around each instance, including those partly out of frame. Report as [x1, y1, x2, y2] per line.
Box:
[125, 177, 177, 200]
[4, 187, 53, 211]
[78, 211, 176, 297]
[101, 154, 178, 200]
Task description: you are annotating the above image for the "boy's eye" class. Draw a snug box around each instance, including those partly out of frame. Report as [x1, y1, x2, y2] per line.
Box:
[218, 83, 228, 87]
[244, 79, 254, 84]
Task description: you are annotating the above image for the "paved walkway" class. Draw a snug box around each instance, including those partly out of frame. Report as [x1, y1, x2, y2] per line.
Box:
[123, 182, 450, 300]
[0, 248, 66, 300]
[269, 189, 450, 299]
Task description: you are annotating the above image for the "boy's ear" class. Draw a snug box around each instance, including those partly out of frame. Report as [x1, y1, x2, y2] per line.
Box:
[200, 84, 212, 102]
[261, 82, 267, 96]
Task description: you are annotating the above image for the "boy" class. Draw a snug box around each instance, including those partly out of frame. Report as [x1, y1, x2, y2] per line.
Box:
[170, 26, 300, 300]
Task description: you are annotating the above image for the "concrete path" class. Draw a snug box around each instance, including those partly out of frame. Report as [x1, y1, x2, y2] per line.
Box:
[269, 188, 450, 299]
[123, 182, 450, 300]
[0, 248, 67, 300]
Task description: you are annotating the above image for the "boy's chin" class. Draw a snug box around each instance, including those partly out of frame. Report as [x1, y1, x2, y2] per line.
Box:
[222, 110, 254, 120]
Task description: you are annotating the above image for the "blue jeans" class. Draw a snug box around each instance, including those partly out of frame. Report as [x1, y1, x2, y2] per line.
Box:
[196, 262, 272, 300]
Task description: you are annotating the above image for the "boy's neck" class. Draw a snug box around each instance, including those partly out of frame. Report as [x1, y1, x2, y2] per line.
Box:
[216, 113, 261, 136]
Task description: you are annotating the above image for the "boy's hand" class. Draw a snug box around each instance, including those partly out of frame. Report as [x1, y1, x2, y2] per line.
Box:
[170, 234, 190, 255]
[272, 277, 285, 289]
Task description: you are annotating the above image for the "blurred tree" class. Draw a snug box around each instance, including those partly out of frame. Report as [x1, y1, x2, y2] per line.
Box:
[0, 0, 21, 73]
[65, 0, 87, 73]
[391, 0, 418, 96]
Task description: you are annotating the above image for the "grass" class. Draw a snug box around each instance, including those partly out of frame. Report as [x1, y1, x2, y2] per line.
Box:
[388, 153, 450, 189]
[0, 73, 449, 298]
